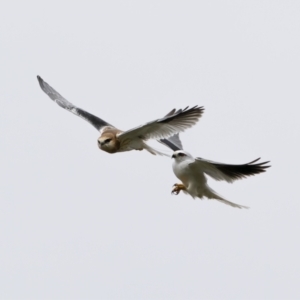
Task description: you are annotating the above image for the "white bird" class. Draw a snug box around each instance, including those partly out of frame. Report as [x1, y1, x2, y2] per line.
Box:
[160, 135, 270, 208]
[37, 76, 204, 155]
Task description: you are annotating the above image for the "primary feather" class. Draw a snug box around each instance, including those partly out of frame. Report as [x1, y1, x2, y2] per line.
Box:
[118, 106, 204, 141]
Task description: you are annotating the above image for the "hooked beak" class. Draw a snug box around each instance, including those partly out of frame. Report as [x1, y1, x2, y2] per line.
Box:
[172, 153, 176, 159]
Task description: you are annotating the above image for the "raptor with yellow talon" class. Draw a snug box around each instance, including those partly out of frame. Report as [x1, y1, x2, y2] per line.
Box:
[161, 134, 270, 209]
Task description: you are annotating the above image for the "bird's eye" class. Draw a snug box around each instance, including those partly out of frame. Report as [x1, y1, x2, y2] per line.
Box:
[104, 139, 111, 144]
[178, 153, 186, 157]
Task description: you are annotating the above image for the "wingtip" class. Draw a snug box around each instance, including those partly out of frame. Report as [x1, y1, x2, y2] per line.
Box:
[190, 105, 205, 114]
[249, 157, 261, 164]
[170, 105, 205, 116]
[248, 158, 271, 167]
[37, 75, 43, 85]
[241, 205, 250, 209]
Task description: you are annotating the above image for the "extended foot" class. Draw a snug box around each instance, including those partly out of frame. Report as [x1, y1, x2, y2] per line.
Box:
[171, 183, 186, 195]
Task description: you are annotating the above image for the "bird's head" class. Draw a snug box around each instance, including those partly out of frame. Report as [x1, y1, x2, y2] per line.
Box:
[172, 150, 191, 161]
[97, 133, 119, 153]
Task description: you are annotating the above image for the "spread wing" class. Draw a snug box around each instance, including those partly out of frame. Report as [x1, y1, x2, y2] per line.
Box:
[190, 157, 270, 183]
[118, 106, 204, 142]
[37, 76, 113, 131]
[159, 134, 183, 151]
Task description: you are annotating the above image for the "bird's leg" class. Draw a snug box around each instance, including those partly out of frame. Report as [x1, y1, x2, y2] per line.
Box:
[171, 183, 186, 195]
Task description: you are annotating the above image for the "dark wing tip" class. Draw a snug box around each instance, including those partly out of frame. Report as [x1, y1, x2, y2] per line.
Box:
[242, 158, 272, 175]
[159, 105, 205, 125]
[164, 108, 176, 117]
[170, 105, 205, 115]
[182, 105, 205, 117]
[218, 158, 271, 181]
[248, 158, 271, 169]
[181, 105, 205, 112]
[37, 75, 45, 89]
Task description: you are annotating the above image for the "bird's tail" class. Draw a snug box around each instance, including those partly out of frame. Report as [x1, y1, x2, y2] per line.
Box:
[143, 142, 170, 157]
[204, 186, 249, 209]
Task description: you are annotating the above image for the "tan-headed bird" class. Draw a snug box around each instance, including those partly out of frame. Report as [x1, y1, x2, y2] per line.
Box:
[37, 76, 204, 155]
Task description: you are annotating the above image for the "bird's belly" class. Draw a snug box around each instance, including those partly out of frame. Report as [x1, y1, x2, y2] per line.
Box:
[174, 161, 207, 198]
[187, 181, 205, 198]
[187, 173, 207, 198]
[173, 161, 191, 186]
[120, 139, 144, 151]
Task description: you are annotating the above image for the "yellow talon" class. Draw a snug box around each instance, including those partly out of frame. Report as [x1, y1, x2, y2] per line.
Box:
[171, 183, 186, 195]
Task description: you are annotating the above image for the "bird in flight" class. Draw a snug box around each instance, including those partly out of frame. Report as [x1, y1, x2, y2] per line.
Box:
[37, 76, 204, 155]
[160, 135, 270, 208]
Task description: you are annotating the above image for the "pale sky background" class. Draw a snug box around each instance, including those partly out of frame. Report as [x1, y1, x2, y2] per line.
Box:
[1, 1, 299, 299]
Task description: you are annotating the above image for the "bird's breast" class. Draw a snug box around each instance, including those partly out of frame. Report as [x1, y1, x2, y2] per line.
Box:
[172, 160, 191, 186]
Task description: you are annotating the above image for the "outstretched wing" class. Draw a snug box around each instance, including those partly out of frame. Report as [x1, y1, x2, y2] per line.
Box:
[118, 106, 204, 142]
[159, 133, 183, 151]
[190, 157, 270, 183]
[37, 76, 113, 131]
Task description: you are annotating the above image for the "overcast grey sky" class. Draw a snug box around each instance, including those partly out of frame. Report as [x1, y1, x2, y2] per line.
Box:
[1, 1, 300, 299]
